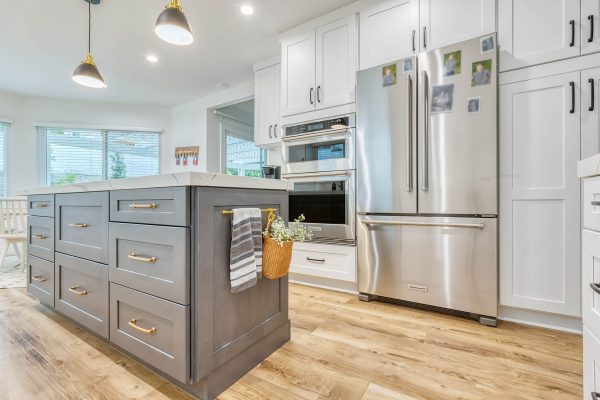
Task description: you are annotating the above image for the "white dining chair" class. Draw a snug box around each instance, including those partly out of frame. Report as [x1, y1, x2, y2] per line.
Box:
[0, 198, 27, 269]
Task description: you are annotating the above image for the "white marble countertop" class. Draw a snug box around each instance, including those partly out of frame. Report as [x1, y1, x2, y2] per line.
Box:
[579, 154, 600, 178]
[18, 172, 293, 195]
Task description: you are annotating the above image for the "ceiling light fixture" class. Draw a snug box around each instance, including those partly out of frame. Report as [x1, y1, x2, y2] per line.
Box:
[240, 5, 254, 15]
[146, 54, 159, 63]
[72, 0, 106, 89]
[155, 0, 194, 46]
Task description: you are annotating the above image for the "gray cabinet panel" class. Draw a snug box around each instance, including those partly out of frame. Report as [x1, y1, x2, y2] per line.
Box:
[27, 195, 54, 217]
[110, 283, 190, 383]
[27, 255, 54, 308]
[55, 253, 109, 338]
[27, 216, 54, 262]
[110, 187, 190, 227]
[55, 192, 109, 264]
[109, 222, 190, 304]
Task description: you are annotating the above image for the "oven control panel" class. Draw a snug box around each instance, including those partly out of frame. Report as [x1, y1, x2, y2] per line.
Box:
[285, 116, 352, 137]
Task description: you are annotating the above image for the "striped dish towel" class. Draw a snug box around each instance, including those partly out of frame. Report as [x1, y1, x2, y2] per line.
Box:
[230, 208, 263, 293]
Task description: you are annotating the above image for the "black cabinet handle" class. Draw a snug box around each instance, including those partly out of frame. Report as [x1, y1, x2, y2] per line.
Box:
[570, 81, 575, 113]
[590, 78, 595, 111]
[423, 26, 427, 49]
[570, 20, 575, 47]
[591, 282, 600, 295]
[268, 125, 273, 139]
[309, 87, 314, 105]
[412, 29, 416, 51]
[317, 86, 321, 103]
[273, 124, 278, 138]
[590, 15, 595, 43]
[592, 392, 599, 400]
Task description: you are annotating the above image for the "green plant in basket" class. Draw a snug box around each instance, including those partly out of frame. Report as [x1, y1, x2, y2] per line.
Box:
[265, 214, 313, 246]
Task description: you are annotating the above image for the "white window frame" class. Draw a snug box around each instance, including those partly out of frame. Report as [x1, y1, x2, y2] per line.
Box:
[38, 127, 161, 186]
[0, 122, 10, 196]
[219, 119, 265, 176]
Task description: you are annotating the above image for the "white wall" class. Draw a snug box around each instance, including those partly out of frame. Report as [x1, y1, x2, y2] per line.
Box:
[0, 91, 171, 193]
[170, 81, 254, 173]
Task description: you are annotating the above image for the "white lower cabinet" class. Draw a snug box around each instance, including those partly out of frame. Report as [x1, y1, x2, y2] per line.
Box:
[583, 229, 600, 336]
[499, 70, 581, 317]
[290, 242, 356, 283]
[584, 327, 600, 400]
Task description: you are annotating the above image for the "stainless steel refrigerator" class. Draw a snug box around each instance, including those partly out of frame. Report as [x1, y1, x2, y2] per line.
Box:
[356, 34, 498, 325]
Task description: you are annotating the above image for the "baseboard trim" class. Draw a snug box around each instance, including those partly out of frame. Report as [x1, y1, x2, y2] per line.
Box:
[498, 306, 583, 334]
[289, 273, 358, 294]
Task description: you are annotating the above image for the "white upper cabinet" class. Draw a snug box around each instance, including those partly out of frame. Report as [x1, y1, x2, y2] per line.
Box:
[499, 71, 581, 317]
[254, 63, 281, 147]
[316, 16, 358, 109]
[498, 0, 581, 72]
[359, 0, 419, 70]
[281, 30, 316, 117]
[420, 0, 496, 51]
[582, 0, 600, 54]
[281, 15, 358, 118]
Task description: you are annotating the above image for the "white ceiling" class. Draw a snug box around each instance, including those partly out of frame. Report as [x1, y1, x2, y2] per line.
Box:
[0, 0, 356, 107]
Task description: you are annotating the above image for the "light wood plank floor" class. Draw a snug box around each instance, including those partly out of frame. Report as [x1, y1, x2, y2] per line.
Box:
[0, 284, 582, 400]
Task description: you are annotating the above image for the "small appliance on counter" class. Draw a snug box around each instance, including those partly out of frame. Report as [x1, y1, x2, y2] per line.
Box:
[262, 165, 281, 179]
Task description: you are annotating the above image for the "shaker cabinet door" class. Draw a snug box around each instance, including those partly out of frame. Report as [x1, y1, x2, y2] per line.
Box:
[499, 72, 581, 317]
[498, 0, 580, 71]
[281, 30, 316, 117]
[359, 0, 419, 70]
[420, 0, 495, 51]
[582, 0, 600, 55]
[582, 67, 600, 158]
[254, 65, 279, 147]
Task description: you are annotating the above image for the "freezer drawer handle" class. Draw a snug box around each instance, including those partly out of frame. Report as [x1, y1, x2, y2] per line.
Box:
[591, 283, 600, 296]
[362, 220, 485, 229]
[406, 74, 413, 192]
[306, 257, 326, 263]
[592, 392, 599, 400]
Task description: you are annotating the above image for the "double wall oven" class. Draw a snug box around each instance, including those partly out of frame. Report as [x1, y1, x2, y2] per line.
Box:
[282, 115, 356, 244]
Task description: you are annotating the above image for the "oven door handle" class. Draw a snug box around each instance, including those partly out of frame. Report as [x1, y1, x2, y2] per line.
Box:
[282, 171, 351, 180]
[281, 129, 351, 142]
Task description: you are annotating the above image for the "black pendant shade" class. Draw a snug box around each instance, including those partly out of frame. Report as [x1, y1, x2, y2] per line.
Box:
[73, 0, 106, 88]
[155, 0, 194, 46]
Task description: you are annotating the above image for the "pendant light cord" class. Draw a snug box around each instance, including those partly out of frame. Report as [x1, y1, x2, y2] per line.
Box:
[88, 0, 91, 53]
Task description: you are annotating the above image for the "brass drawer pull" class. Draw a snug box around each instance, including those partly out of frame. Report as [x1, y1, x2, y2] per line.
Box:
[32, 275, 47, 282]
[34, 234, 48, 240]
[69, 223, 89, 228]
[32, 203, 48, 208]
[128, 319, 157, 335]
[128, 253, 157, 263]
[69, 286, 88, 296]
[128, 203, 158, 209]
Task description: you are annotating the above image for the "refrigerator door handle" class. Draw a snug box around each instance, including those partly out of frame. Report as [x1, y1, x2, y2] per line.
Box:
[361, 220, 485, 229]
[406, 74, 413, 192]
[421, 70, 429, 192]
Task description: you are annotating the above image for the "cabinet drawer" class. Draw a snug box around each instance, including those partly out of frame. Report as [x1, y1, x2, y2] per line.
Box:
[110, 187, 190, 227]
[55, 253, 109, 338]
[56, 192, 109, 264]
[583, 229, 600, 336]
[27, 255, 54, 308]
[584, 327, 600, 400]
[27, 216, 54, 262]
[109, 223, 190, 304]
[27, 195, 54, 217]
[291, 242, 356, 283]
[110, 283, 190, 383]
[584, 177, 600, 232]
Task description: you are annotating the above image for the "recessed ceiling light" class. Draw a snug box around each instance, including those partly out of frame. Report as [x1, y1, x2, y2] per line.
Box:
[240, 5, 254, 15]
[146, 54, 159, 63]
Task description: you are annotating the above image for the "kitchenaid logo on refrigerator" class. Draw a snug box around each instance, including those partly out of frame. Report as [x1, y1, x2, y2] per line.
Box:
[408, 284, 428, 292]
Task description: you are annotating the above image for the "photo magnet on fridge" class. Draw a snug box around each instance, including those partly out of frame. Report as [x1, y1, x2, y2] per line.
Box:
[467, 97, 481, 113]
[382, 64, 397, 87]
[471, 59, 492, 86]
[402, 58, 413, 73]
[430, 84, 454, 113]
[443, 50, 461, 76]
[480, 35, 495, 53]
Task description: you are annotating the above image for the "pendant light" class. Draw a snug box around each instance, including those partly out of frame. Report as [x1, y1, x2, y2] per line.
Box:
[72, 0, 106, 88]
[155, 0, 194, 46]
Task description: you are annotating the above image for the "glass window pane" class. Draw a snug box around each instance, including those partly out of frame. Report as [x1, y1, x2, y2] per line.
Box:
[45, 128, 103, 185]
[106, 131, 159, 179]
[226, 135, 264, 177]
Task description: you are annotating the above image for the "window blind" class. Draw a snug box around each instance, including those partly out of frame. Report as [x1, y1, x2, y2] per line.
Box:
[41, 127, 160, 186]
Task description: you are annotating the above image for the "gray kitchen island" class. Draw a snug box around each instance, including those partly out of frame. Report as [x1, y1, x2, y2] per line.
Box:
[21, 172, 292, 399]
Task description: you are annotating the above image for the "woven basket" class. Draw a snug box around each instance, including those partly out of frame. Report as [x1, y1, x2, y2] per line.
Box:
[262, 236, 294, 279]
[261, 210, 294, 280]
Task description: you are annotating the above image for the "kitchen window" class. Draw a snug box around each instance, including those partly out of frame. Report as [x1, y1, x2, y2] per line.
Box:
[0, 123, 9, 196]
[39, 127, 160, 186]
